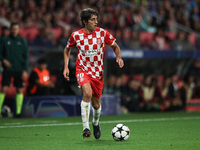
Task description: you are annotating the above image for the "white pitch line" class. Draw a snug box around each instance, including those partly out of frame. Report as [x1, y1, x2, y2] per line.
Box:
[4, 122, 22, 125]
[0, 116, 200, 129]
[36, 120, 58, 123]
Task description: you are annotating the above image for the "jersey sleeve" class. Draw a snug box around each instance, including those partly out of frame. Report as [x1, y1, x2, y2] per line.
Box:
[105, 30, 116, 46]
[66, 33, 76, 48]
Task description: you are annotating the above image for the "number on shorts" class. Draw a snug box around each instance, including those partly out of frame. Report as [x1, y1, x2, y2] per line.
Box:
[77, 73, 84, 81]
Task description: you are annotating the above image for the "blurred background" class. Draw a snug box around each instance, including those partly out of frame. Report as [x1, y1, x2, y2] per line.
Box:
[1, 0, 200, 117]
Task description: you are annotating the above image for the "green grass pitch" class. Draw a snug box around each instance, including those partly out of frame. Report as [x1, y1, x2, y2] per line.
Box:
[0, 112, 200, 150]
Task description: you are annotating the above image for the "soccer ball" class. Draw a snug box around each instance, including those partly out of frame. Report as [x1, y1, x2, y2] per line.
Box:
[1, 105, 12, 117]
[111, 124, 130, 141]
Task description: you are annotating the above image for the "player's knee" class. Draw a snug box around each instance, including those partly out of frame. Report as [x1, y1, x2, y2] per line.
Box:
[1, 86, 8, 93]
[83, 91, 92, 101]
[16, 88, 23, 94]
[92, 103, 100, 110]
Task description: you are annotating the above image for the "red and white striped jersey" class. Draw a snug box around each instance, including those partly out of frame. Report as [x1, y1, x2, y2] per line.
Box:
[67, 27, 116, 79]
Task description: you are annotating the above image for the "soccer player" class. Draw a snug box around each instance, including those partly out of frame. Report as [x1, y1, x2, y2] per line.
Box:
[63, 8, 124, 139]
[0, 22, 29, 117]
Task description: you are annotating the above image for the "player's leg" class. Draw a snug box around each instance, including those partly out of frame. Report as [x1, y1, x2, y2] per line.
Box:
[92, 95, 101, 125]
[90, 77, 104, 139]
[14, 72, 25, 117]
[81, 83, 92, 138]
[0, 86, 9, 115]
[91, 95, 101, 139]
[0, 71, 11, 115]
[15, 88, 24, 117]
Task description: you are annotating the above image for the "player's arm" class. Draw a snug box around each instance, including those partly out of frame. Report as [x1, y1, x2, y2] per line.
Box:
[63, 46, 71, 80]
[111, 42, 124, 68]
[0, 38, 12, 68]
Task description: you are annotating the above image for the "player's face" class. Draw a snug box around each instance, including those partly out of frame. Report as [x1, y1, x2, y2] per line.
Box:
[11, 25, 19, 37]
[85, 15, 98, 32]
[39, 63, 47, 70]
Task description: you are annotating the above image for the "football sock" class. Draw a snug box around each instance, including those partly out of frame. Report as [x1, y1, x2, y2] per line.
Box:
[81, 101, 90, 130]
[92, 105, 101, 126]
[0, 93, 5, 114]
[16, 93, 24, 115]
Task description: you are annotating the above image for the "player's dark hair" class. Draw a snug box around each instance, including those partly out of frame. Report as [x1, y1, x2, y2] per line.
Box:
[10, 22, 19, 28]
[80, 8, 98, 27]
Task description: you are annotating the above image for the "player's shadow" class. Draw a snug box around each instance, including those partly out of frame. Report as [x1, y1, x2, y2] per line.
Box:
[83, 139, 132, 146]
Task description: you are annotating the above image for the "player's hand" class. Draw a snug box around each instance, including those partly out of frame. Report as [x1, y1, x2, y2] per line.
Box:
[48, 81, 55, 88]
[3, 59, 12, 68]
[63, 67, 70, 81]
[116, 57, 124, 68]
[22, 70, 28, 80]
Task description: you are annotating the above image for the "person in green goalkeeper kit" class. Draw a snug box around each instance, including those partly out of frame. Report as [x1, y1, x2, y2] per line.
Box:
[0, 22, 29, 117]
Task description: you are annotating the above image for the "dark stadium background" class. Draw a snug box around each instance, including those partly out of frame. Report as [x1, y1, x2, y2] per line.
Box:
[1, 0, 200, 114]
